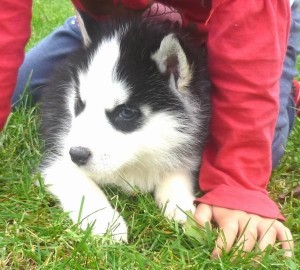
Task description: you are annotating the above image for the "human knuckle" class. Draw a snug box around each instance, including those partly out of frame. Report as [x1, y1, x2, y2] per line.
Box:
[263, 225, 276, 235]
[223, 222, 238, 232]
[245, 228, 257, 237]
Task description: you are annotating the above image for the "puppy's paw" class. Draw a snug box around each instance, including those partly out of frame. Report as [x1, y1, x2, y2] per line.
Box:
[79, 210, 128, 242]
[154, 169, 196, 224]
[163, 199, 195, 223]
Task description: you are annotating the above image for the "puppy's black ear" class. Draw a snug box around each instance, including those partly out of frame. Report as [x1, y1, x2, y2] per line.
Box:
[77, 11, 99, 46]
[151, 34, 192, 92]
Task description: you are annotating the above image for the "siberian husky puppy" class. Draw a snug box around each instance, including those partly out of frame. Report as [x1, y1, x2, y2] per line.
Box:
[40, 14, 210, 242]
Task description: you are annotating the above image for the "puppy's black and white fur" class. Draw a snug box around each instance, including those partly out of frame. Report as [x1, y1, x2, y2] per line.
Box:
[40, 14, 211, 241]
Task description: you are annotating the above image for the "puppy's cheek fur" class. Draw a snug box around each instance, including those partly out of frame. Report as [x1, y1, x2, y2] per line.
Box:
[66, 106, 185, 176]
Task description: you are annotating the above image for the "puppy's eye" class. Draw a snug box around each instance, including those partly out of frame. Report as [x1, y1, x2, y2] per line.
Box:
[106, 104, 142, 133]
[118, 107, 139, 120]
[75, 96, 85, 116]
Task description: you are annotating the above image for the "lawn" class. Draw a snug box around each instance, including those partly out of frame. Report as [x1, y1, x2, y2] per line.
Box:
[0, 0, 299, 269]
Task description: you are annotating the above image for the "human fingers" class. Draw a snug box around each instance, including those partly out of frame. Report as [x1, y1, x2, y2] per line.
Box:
[274, 221, 294, 257]
[194, 203, 212, 228]
[236, 217, 258, 253]
[257, 220, 278, 254]
[211, 219, 239, 258]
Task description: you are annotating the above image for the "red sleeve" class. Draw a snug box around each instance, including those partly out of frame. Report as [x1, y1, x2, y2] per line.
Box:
[0, 0, 32, 130]
[194, 0, 290, 220]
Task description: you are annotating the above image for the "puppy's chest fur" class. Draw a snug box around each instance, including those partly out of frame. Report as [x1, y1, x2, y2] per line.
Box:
[39, 18, 210, 240]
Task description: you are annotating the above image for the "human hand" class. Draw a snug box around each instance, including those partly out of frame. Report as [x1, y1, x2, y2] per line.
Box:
[194, 203, 294, 258]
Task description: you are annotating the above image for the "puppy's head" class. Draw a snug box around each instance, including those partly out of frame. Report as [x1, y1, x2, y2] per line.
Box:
[47, 18, 210, 179]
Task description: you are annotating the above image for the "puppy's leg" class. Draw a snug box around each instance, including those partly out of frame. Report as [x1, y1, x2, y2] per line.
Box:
[42, 159, 128, 242]
[154, 170, 195, 223]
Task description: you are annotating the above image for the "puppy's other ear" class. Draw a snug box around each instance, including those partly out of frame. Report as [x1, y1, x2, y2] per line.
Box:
[151, 34, 192, 92]
[76, 11, 98, 47]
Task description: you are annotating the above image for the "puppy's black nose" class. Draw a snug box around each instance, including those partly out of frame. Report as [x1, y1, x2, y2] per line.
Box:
[69, 147, 91, 166]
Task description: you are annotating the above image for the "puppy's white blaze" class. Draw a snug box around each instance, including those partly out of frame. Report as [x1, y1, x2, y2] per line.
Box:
[78, 36, 129, 110]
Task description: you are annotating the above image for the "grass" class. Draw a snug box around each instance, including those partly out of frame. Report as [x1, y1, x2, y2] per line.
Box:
[0, 0, 300, 269]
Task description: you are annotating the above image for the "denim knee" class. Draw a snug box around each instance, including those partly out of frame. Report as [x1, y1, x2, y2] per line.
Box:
[272, 0, 300, 168]
[12, 16, 83, 105]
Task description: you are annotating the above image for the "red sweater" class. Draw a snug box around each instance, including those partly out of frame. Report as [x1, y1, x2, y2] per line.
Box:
[0, 0, 290, 220]
[0, 0, 32, 129]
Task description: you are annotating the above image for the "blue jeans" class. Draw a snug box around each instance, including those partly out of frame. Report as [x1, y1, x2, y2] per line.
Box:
[272, 0, 300, 167]
[12, 1, 300, 168]
[12, 17, 82, 105]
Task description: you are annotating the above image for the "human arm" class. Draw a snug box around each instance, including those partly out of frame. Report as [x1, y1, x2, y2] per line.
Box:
[193, 0, 293, 256]
[0, 0, 32, 130]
